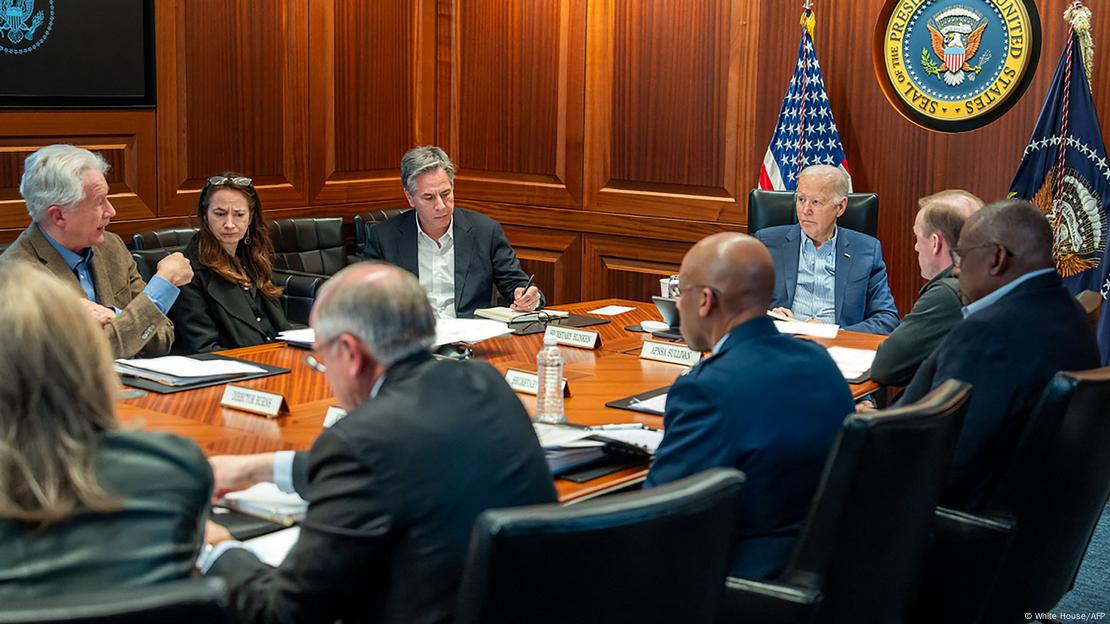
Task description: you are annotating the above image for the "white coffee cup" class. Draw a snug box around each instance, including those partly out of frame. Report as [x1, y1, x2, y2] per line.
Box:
[660, 277, 672, 298]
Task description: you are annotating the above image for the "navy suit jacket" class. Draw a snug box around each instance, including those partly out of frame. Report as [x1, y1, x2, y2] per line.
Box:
[754, 224, 900, 334]
[644, 317, 855, 580]
[897, 271, 1099, 508]
[362, 208, 542, 317]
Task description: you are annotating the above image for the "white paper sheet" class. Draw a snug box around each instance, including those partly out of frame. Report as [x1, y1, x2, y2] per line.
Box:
[277, 328, 316, 345]
[773, 320, 840, 339]
[244, 526, 301, 567]
[825, 347, 878, 380]
[628, 393, 668, 415]
[434, 318, 513, 346]
[114, 356, 265, 378]
[220, 482, 308, 524]
[586, 305, 636, 316]
[533, 423, 597, 449]
[591, 428, 665, 453]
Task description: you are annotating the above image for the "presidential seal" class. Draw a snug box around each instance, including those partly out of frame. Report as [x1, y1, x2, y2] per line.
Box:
[874, 0, 1041, 132]
[0, 0, 53, 55]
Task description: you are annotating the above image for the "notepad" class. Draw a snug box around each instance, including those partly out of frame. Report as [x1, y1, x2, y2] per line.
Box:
[826, 347, 877, 383]
[218, 482, 307, 526]
[474, 307, 570, 323]
[114, 356, 267, 387]
[773, 320, 840, 339]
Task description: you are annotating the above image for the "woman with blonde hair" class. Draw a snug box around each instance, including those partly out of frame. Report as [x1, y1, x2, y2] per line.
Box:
[0, 263, 211, 597]
[170, 173, 290, 353]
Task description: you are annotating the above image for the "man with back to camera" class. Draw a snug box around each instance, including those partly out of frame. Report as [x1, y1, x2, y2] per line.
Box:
[362, 145, 543, 318]
[870, 189, 984, 387]
[200, 262, 557, 624]
[754, 164, 900, 335]
[644, 232, 855, 580]
[0, 144, 192, 357]
[896, 199, 1099, 508]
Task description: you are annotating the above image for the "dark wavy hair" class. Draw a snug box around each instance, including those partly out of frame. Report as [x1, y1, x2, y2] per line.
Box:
[196, 172, 282, 300]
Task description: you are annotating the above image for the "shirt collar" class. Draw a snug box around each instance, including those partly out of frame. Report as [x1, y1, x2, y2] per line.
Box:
[39, 224, 92, 270]
[369, 373, 387, 399]
[417, 216, 454, 247]
[711, 316, 779, 357]
[921, 265, 955, 294]
[800, 225, 838, 255]
[961, 267, 1055, 319]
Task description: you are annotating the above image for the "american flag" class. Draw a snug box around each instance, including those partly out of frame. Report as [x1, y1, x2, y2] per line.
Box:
[758, 12, 851, 191]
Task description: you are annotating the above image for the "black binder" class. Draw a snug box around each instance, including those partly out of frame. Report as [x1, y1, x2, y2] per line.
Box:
[117, 353, 289, 394]
[605, 385, 671, 416]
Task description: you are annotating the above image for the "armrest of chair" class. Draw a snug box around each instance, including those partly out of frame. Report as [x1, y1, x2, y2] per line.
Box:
[273, 269, 324, 297]
[912, 507, 1016, 623]
[719, 577, 821, 624]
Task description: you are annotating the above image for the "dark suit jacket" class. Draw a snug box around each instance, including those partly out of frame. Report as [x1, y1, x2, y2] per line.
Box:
[0, 224, 175, 358]
[169, 236, 290, 354]
[361, 208, 543, 317]
[754, 224, 900, 334]
[209, 351, 557, 624]
[897, 271, 1100, 508]
[644, 317, 855, 580]
[0, 430, 211, 598]
[871, 266, 963, 387]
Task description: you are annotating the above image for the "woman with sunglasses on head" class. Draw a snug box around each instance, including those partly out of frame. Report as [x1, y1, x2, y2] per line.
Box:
[170, 173, 290, 354]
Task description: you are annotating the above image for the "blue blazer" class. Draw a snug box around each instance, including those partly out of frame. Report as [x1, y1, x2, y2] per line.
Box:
[754, 224, 900, 334]
[644, 317, 855, 580]
[362, 207, 542, 317]
[897, 271, 1099, 508]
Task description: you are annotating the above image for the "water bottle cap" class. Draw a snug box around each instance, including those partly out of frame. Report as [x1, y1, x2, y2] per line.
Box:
[543, 334, 558, 346]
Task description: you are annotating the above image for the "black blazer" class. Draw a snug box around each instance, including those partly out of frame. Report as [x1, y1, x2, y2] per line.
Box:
[0, 430, 212, 598]
[170, 237, 291, 354]
[209, 351, 557, 624]
[898, 271, 1100, 508]
[362, 208, 543, 317]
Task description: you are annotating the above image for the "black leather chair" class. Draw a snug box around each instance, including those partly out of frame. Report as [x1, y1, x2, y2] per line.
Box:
[131, 227, 199, 251]
[271, 267, 326, 326]
[0, 578, 228, 624]
[720, 379, 971, 624]
[747, 189, 879, 237]
[268, 217, 347, 277]
[454, 468, 745, 624]
[914, 368, 1110, 624]
[0, 242, 10, 256]
[353, 208, 408, 259]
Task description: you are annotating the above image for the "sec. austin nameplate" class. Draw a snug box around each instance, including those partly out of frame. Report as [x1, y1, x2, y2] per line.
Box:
[875, 0, 1041, 132]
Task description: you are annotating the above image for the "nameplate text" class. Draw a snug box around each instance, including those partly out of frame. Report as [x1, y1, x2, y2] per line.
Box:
[639, 340, 702, 367]
[544, 326, 600, 349]
[220, 385, 289, 418]
[505, 368, 570, 397]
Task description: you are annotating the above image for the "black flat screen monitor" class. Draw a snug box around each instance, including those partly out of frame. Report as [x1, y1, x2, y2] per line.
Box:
[0, 0, 154, 108]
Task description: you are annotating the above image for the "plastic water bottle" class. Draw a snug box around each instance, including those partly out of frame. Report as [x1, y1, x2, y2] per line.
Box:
[535, 334, 565, 423]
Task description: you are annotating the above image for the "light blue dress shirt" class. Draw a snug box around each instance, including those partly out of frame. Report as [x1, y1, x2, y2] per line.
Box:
[961, 267, 1055, 319]
[40, 226, 180, 315]
[792, 228, 838, 323]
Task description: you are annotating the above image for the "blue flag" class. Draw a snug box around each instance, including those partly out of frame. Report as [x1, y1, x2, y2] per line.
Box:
[1009, 31, 1110, 364]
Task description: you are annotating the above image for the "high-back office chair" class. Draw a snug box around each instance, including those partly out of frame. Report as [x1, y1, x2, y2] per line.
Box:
[0, 578, 229, 624]
[915, 368, 1110, 624]
[720, 379, 971, 624]
[129, 225, 323, 325]
[747, 189, 879, 237]
[454, 468, 745, 624]
[353, 208, 408, 259]
[267, 217, 347, 277]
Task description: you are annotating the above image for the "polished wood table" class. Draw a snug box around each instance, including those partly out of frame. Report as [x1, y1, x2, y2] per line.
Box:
[120, 299, 884, 502]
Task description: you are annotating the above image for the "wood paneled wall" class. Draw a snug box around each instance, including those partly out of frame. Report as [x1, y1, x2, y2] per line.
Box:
[1, 0, 1107, 312]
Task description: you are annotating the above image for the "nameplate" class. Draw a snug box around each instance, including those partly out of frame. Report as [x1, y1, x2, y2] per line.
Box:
[639, 340, 702, 367]
[505, 368, 570, 397]
[544, 326, 601, 350]
[220, 385, 289, 418]
[322, 406, 348, 428]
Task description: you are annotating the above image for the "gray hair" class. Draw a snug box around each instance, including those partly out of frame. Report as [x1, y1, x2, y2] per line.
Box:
[798, 164, 849, 202]
[20, 144, 110, 223]
[400, 146, 456, 196]
[314, 263, 436, 365]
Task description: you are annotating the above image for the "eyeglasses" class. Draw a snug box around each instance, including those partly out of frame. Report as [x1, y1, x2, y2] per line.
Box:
[305, 335, 340, 374]
[672, 282, 722, 298]
[507, 310, 554, 335]
[949, 242, 1013, 268]
[207, 175, 253, 187]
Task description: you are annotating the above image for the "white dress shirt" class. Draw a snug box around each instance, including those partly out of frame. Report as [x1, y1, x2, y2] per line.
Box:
[417, 218, 456, 319]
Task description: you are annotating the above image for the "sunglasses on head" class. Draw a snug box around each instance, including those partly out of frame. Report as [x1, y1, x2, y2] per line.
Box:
[207, 175, 253, 187]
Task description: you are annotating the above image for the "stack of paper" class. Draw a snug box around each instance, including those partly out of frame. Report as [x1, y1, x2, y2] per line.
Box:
[591, 428, 665, 455]
[825, 347, 877, 382]
[474, 307, 569, 323]
[218, 482, 308, 526]
[277, 328, 315, 348]
[533, 423, 606, 475]
[773, 320, 840, 339]
[434, 318, 513, 346]
[114, 356, 266, 386]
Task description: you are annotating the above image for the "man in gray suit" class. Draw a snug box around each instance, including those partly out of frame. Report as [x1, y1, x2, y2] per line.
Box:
[362, 146, 543, 318]
[871, 190, 983, 386]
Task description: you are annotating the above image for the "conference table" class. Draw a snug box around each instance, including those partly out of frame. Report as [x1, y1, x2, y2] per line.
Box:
[119, 299, 884, 503]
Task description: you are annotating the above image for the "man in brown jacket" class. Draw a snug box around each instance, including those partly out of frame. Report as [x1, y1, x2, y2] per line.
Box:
[0, 144, 192, 358]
